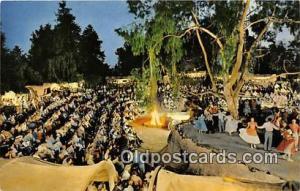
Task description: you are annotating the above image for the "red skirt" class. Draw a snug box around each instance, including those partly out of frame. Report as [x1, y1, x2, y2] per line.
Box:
[277, 139, 296, 155]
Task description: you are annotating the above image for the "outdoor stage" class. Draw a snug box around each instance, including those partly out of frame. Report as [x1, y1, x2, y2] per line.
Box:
[179, 125, 300, 181]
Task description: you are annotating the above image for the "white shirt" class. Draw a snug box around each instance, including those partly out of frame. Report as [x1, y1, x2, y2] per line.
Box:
[258, 122, 278, 132]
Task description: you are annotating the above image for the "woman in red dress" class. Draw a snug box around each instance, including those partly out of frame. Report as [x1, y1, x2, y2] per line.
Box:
[289, 119, 299, 151]
[277, 129, 296, 161]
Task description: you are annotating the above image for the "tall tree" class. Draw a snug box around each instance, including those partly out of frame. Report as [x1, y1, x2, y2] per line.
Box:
[1, 32, 10, 92]
[28, 24, 54, 82]
[1, 44, 28, 92]
[10, 46, 28, 90]
[48, 1, 81, 82]
[78, 24, 108, 84]
[117, 1, 195, 104]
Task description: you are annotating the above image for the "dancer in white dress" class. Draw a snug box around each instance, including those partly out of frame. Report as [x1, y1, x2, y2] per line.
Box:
[225, 115, 238, 136]
[239, 117, 260, 148]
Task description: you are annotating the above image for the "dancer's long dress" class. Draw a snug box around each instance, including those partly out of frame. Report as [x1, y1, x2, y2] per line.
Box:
[194, 115, 208, 132]
[290, 123, 299, 149]
[225, 115, 238, 134]
[239, 122, 260, 144]
[277, 131, 296, 155]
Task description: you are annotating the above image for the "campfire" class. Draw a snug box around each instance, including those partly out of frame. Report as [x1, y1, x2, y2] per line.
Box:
[130, 105, 169, 129]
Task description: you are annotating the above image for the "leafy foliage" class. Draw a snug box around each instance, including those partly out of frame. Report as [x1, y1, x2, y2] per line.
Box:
[114, 43, 146, 76]
[1, 1, 109, 93]
[78, 25, 108, 85]
[47, 1, 81, 82]
[1, 39, 36, 93]
[220, 33, 238, 75]
[28, 24, 54, 81]
[130, 67, 150, 107]
[116, 1, 196, 105]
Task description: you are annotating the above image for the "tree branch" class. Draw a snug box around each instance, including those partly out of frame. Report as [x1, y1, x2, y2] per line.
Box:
[270, 16, 300, 24]
[196, 27, 224, 50]
[234, 79, 245, 97]
[246, 18, 267, 29]
[277, 72, 300, 78]
[192, 11, 217, 91]
[236, 8, 276, 94]
[249, 21, 272, 55]
[283, 60, 300, 75]
[162, 27, 197, 41]
[246, 5, 261, 17]
[245, 15, 300, 29]
[229, 0, 250, 86]
[255, 51, 270, 58]
[235, 20, 272, 96]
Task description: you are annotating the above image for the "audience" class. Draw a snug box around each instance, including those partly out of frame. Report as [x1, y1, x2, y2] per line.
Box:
[1, 77, 300, 190]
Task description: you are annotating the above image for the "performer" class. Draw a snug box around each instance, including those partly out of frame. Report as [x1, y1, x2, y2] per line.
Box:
[194, 113, 208, 134]
[239, 117, 260, 149]
[272, 110, 281, 124]
[289, 119, 300, 151]
[272, 114, 283, 147]
[204, 109, 214, 134]
[258, 118, 279, 151]
[217, 109, 225, 133]
[277, 129, 296, 161]
[225, 114, 239, 136]
[273, 116, 282, 128]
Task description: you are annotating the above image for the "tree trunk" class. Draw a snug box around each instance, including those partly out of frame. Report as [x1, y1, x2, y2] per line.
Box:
[223, 84, 239, 119]
[149, 48, 158, 104]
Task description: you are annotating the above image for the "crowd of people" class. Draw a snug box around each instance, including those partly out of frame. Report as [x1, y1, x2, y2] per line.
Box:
[157, 82, 176, 111]
[1, 77, 300, 190]
[0, 84, 155, 191]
